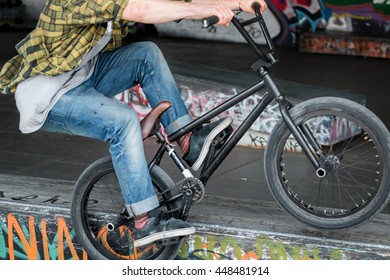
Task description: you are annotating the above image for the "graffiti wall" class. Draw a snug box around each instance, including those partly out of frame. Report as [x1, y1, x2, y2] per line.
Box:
[114, 77, 284, 149]
[0, 212, 371, 260]
[2, 211, 390, 260]
[114, 75, 361, 149]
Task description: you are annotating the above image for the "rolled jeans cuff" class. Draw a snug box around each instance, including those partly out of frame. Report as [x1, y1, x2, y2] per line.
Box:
[126, 194, 160, 217]
[164, 114, 193, 135]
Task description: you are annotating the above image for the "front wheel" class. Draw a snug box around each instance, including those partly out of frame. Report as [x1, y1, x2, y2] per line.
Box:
[265, 97, 390, 229]
[71, 156, 184, 260]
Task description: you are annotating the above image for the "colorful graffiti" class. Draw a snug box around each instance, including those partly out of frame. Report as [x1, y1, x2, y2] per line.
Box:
[0, 212, 348, 260]
[180, 235, 345, 260]
[116, 78, 358, 149]
[272, 0, 330, 33]
[114, 82, 282, 149]
[272, 0, 389, 33]
[0, 213, 87, 260]
[272, 0, 390, 55]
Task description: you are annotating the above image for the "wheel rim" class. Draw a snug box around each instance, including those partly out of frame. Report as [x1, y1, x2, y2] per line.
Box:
[277, 111, 384, 218]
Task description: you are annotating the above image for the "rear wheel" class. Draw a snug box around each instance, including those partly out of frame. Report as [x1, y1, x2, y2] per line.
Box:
[265, 97, 390, 229]
[71, 156, 183, 260]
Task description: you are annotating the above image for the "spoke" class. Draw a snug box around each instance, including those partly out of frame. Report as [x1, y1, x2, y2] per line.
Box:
[334, 171, 377, 192]
[285, 168, 317, 194]
[339, 129, 360, 154]
[337, 171, 343, 212]
[333, 171, 360, 208]
[338, 138, 374, 157]
[97, 176, 123, 211]
[338, 147, 378, 165]
[338, 163, 380, 175]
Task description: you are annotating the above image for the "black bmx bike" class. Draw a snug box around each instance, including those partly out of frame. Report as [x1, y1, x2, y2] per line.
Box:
[70, 4, 390, 260]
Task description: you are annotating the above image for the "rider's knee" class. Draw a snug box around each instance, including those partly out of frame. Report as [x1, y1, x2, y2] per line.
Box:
[132, 41, 164, 63]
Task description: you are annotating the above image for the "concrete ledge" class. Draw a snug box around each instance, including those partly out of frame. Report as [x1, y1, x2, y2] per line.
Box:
[1, 174, 390, 260]
[299, 31, 390, 59]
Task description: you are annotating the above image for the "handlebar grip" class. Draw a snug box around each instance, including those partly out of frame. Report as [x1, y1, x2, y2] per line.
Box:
[202, 15, 219, 28]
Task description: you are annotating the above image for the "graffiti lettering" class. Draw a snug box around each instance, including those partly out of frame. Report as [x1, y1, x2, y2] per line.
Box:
[41, 195, 70, 205]
[249, 134, 268, 149]
[0, 191, 70, 205]
[0, 213, 381, 260]
[10, 194, 38, 202]
[0, 213, 87, 260]
[180, 234, 343, 260]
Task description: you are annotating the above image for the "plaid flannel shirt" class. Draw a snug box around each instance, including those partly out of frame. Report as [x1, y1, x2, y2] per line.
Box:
[0, 0, 129, 94]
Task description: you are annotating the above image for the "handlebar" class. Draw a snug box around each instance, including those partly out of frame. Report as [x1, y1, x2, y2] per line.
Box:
[202, 2, 278, 67]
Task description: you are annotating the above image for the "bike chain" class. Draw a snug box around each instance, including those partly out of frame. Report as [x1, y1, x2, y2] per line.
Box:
[176, 177, 205, 204]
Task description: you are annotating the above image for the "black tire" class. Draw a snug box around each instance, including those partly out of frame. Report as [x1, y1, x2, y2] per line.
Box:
[265, 97, 390, 229]
[71, 156, 183, 260]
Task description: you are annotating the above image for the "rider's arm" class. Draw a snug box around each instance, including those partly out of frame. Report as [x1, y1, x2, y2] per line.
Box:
[190, 0, 267, 15]
[121, 0, 267, 25]
[121, 0, 233, 25]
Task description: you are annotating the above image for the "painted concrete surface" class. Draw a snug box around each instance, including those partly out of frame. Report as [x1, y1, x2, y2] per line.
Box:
[1, 174, 390, 260]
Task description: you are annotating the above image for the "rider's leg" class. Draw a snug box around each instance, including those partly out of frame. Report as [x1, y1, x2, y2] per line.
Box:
[91, 41, 232, 171]
[41, 82, 195, 245]
[41, 82, 158, 215]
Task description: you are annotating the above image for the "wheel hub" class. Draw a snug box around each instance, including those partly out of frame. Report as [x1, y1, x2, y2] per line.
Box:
[316, 155, 341, 178]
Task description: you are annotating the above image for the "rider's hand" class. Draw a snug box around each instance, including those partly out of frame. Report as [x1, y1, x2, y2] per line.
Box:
[195, 3, 234, 27]
[213, 4, 235, 26]
[239, 0, 267, 14]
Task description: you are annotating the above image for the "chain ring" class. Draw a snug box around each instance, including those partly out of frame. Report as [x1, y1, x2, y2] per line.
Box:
[177, 177, 205, 204]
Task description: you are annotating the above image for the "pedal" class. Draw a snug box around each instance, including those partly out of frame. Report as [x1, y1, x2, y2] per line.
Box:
[156, 236, 180, 246]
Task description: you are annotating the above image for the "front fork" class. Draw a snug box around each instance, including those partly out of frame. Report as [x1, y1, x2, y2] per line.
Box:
[259, 68, 325, 172]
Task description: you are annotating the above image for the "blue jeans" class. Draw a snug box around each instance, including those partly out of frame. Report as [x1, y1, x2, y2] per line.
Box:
[41, 42, 193, 216]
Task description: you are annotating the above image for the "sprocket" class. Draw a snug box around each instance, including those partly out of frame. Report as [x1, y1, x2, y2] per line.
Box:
[176, 177, 205, 204]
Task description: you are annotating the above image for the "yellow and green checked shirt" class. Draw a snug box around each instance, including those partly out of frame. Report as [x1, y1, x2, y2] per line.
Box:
[0, 0, 129, 94]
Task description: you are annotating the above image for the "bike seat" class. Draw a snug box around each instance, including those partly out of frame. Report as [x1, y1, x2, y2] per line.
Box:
[140, 101, 171, 140]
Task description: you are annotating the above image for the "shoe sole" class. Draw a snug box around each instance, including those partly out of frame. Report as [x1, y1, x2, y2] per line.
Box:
[134, 226, 196, 248]
[191, 117, 233, 171]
